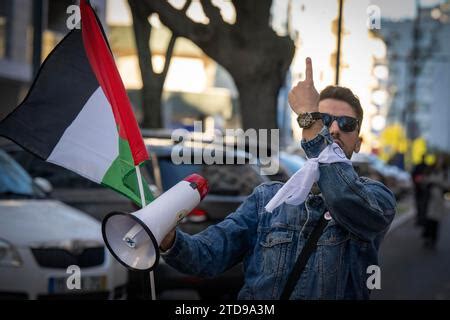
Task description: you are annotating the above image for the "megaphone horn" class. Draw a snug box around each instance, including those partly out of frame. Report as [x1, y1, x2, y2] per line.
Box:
[102, 174, 209, 272]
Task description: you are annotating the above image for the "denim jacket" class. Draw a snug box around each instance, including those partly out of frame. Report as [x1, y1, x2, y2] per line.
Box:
[162, 126, 397, 299]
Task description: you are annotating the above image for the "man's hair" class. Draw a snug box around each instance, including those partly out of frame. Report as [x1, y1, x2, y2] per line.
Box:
[319, 86, 364, 130]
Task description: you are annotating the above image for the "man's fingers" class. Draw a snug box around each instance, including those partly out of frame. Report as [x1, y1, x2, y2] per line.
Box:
[295, 80, 312, 89]
[305, 57, 313, 82]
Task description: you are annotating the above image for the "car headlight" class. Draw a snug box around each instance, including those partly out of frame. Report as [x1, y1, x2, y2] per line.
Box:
[0, 239, 23, 267]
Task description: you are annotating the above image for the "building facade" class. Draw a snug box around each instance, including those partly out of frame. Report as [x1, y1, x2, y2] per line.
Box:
[377, 2, 450, 154]
[0, 0, 106, 120]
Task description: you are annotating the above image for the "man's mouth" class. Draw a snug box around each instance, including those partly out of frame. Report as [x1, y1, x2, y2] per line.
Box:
[334, 140, 343, 149]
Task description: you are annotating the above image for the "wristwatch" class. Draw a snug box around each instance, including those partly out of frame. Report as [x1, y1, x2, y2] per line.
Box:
[297, 112, 322, 129]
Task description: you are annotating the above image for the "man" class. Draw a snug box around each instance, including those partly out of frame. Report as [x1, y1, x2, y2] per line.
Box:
[411, 155, 429, 226]
[159, 58, 396, 299]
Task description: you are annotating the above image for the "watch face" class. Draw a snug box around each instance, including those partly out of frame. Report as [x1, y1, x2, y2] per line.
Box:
[299, 113, 312, 127]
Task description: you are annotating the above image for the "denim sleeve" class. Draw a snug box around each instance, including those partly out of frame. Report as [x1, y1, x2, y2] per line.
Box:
[301, 125, 333, 158]
[160, 185, 261, 277]
[318, 163, 396, 241]
[302, 127, 397, 241]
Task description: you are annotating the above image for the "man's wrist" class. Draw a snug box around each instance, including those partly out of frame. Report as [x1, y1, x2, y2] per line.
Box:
[301, 125, 332, 158]
[297, 112, 322, 129]
[301, 119, 323, 141]
[295, 107, 319, 115]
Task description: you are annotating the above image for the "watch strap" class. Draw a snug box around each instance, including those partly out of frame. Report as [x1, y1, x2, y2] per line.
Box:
[309, 112, 322, 120]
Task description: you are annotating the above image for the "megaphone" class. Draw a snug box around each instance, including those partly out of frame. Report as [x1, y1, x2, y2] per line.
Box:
[102, 174, 209, 271]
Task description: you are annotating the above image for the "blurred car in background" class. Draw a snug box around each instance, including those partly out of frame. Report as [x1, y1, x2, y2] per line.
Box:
[351, 153, 413, 199]
[0, 150, 128, 300]
[277, 151, 306, 178]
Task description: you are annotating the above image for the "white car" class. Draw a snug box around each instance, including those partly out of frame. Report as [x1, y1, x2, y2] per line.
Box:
[0, 150, 128, 299]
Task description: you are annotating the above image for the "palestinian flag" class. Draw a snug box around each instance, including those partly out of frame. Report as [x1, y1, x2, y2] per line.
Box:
[0, 0, 153, 206]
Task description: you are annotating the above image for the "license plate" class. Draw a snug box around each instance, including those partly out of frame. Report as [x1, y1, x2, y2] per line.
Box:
[48, 275, 107, 294]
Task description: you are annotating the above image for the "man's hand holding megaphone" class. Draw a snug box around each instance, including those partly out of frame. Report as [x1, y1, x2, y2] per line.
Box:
[102, 174, 209, 271]
[160, 229, 176, 252]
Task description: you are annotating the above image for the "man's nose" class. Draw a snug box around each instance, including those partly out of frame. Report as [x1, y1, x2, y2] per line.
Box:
[328, 119, 341, 136]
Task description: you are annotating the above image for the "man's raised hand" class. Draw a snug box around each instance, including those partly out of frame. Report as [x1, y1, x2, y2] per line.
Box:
[288, 57, 319, 115]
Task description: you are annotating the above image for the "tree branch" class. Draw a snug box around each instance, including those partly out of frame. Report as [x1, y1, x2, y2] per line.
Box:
[160, 0, 192, 79]
[144, 0, 210, 44]
[232, 0, 272, 28]
[230, 0, 242, 25]
[128, 0, 154, 75]
[160, 35, 176, 79]
[199, 0, 224, 25]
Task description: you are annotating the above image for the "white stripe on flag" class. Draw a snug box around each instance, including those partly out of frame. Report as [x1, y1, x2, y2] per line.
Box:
[47, 87, 119, 183]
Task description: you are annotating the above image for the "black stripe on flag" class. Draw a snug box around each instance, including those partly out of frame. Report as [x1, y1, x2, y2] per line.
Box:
[0, 29, 99, 159]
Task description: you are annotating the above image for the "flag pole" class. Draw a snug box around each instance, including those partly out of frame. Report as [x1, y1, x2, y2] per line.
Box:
[135, 165, 157, 301]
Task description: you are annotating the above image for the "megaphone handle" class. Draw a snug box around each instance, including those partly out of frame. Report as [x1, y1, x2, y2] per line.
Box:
[150, 271, 156, 300]
[135, 165, 157, 301]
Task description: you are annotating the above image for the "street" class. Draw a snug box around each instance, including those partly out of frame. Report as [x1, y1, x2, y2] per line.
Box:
[372, 202, 450, 300]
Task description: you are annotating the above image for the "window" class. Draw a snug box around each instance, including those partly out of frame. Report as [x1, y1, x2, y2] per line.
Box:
[42, 0, 76, 59]
[47, 0, 75, 33]
[0, 0, 11, 59]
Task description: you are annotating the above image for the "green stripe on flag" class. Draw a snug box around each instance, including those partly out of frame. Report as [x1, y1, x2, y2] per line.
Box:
[101, 137, 154, 207]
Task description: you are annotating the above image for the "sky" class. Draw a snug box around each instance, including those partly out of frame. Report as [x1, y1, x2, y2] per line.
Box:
[371, 0, 446, 19]
[106, 0, 446, 25]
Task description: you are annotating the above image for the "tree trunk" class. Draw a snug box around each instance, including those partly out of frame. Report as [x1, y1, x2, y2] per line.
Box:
[129, 0, 164, 129]
[235, 78, 279, 131]
[141, 82, 163, 128]
[227, 33, 294, 131]
[139, 0, 295, 131]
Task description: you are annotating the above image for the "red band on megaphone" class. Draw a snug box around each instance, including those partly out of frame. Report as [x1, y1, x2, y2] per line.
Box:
[184, 174, 209, 200]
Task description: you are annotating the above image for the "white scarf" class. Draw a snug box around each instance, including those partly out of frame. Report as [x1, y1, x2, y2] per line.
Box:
[265, 142, 352, 213]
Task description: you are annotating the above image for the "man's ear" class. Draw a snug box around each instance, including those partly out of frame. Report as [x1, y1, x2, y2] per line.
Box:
[354, 136, 362, 153]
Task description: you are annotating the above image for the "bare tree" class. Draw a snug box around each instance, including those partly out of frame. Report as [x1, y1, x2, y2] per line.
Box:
[128, 0, 191, 128]
[134, 0, 295, 130]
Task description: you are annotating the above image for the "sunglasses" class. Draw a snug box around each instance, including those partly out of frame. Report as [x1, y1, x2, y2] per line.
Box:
[321, 113, 359, 132]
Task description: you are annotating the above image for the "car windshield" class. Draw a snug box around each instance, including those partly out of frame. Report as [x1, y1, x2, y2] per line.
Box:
[156, 157, 266, 196]
[0, 149, 35, 198]
[279, 152, 306, 176]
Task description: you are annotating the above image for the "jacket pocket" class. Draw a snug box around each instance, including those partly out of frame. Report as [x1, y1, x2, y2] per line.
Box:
[260, 230, 294, 247]
[316, 225, 349, 298]
[258, 227, 294, 276]
[317, 225, 349, 273]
